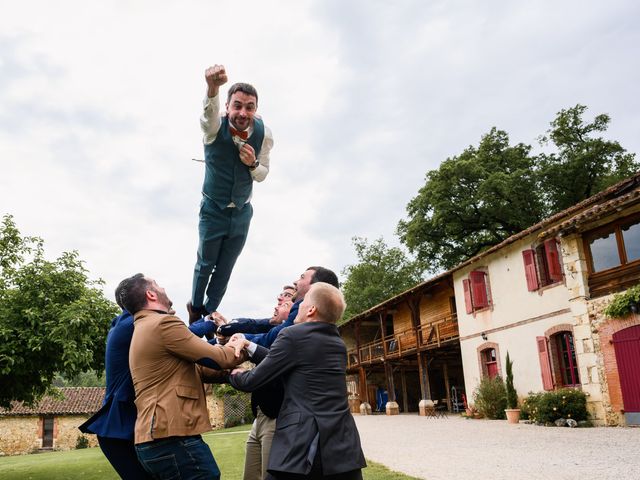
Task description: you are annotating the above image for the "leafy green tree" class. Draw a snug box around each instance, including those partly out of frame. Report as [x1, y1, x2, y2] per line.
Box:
[341, 237, 423, 321]
[397, 128, 544, 271]
[538, 104, 638, 213]
[53, 370, 106, 388]
[0, 215, 117, 408]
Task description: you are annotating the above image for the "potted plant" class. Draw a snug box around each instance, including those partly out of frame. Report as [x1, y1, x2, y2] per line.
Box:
[505, 351, 520, 424]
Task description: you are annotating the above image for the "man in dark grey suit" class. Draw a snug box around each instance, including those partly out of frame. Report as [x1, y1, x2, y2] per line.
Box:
[229, 282, 366, 480]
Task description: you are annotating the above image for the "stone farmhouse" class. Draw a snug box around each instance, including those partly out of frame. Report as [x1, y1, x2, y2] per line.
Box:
[339, 172, 640, 426]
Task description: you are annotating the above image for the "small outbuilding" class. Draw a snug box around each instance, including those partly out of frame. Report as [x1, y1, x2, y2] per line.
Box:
[0, 387, 103, 455]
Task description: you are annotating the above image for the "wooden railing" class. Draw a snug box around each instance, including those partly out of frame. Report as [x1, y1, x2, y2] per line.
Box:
[346, 313, 459, 369]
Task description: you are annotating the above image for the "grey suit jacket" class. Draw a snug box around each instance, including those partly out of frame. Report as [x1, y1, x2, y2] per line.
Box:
[230, 321, 366, 476]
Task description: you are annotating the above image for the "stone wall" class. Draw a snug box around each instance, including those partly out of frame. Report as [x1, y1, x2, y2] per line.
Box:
[56, 415, 99, 451]
[0, 416, 40, 456]
[206, 388, 226, 430]
[561, 234, 607, 424]
[0, 415, 98, 456]
[588, 295, 640, 426]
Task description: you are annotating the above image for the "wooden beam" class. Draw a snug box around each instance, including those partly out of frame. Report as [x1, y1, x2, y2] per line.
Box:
[385, 362, 396, 402]
[401, 368, 409, 413]
[417, 351, 432, 400]
[443, 363, 451, 411]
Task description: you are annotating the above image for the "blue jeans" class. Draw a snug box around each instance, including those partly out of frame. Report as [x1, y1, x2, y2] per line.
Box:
[135, 435, 220, 480]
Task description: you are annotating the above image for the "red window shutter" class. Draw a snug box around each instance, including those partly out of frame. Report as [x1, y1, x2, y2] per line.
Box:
[544, 239, 562, 282]
[462, 279, 473, 314]
[537, 336, 554, 391]
[522, 250, 539, 291]
[470, 271, 489, 309]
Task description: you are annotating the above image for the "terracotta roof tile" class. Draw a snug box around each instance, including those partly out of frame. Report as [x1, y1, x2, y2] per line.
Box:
[0, 387, 105, 416]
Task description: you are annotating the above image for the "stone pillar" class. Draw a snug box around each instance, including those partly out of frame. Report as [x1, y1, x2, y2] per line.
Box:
[419, 399, 435, 416]
[562, 233, 606, 424]
[385, 401, 400, 415]
[360, 402, 372, 415]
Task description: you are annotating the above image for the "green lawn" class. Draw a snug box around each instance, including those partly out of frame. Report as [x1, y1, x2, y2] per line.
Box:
[0, 425, 421, 480]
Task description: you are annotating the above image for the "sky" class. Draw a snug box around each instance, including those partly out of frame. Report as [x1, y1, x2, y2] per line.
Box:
[1, 0, 639, 321]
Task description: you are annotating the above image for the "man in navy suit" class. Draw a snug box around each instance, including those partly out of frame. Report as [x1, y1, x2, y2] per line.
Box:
[80, 279, 216, 479]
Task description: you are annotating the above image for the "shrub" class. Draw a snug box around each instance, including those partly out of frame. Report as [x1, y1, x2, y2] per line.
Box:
[473, 375, 507, 419]
[505, 352, 518, 409]
[75, 435, 89, 449]
[604, 284, 640, 318]
[520, 391, 543, 420]
[521, 389, 588, 424]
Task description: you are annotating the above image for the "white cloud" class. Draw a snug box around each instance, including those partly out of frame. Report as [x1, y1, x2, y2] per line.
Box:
[1, 0, 639, 322]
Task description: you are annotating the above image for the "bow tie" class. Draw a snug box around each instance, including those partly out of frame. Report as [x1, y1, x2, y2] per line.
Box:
[229, 127, 249, 140]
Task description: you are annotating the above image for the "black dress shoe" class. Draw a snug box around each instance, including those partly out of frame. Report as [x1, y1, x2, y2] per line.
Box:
[186, 301, 205, 324]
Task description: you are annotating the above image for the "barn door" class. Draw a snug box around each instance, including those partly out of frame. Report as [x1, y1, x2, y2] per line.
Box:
[613, 325, 640, 425]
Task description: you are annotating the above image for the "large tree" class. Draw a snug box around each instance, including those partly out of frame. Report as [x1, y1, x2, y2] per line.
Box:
[398, 106, 638, 272]
[0, 215, 117, 408]
[537, 104, 638, 213]
[341, 237, 423, 321]
[397, 128, 543, 272]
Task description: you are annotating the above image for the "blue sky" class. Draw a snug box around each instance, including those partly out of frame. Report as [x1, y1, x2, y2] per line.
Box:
[1, 0, 639, 321]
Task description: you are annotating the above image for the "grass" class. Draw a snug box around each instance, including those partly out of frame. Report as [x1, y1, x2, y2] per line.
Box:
[0, 424, 420, 480]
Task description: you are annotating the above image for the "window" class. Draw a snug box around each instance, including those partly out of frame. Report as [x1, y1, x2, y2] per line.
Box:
[537, 332, 580, 391]
[585, 215, 640, 273]
[553, 332, 580, 386]
[584, 214, 640, 297]
[462, 270, 491, 313]
[481, 348, 498, 378]
[522, 238, 563, 292]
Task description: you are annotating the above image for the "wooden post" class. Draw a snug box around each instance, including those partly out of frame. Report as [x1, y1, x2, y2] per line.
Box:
[401, 368, 409, 413]
[418, 353, 434, 416]
[358, 366, 372, 415]
[378, 312, 388, 358]
[384, 362, 399, 415]
[443, 363, 451, 411]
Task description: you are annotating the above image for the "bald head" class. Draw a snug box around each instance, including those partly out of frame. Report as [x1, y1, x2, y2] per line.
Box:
[294, 282, 346, 325]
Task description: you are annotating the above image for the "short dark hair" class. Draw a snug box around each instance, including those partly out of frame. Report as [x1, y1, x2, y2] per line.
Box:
[227, 82, 258, 104]
[307, 266, 339, 289]
[116, 273, 151, 314]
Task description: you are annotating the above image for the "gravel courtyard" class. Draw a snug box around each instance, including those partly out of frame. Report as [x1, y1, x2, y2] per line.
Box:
[354, 414, 640, 480]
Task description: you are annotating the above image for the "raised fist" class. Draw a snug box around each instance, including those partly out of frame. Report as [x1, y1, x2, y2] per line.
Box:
[205, 64, 228, 97]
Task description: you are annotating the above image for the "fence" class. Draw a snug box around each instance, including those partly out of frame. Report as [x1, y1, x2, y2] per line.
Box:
[222, 392, 253, 428]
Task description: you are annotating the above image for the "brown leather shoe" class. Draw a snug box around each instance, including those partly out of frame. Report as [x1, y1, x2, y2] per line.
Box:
[186, 301, 205, 324]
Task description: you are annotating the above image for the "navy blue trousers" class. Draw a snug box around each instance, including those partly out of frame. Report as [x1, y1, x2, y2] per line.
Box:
[135, 435, 220, 480]
[192, 197, 253, 314]
[98, 436, 152, 480]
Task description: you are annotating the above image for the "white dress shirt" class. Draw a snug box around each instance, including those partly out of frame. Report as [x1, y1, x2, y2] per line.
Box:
[200, 94, 273, 183]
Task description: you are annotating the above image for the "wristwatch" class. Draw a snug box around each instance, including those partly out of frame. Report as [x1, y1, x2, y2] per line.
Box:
[249, 160, 260, 170]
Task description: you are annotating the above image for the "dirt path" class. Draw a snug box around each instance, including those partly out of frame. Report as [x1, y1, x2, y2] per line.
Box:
[354, 414, 640, 480]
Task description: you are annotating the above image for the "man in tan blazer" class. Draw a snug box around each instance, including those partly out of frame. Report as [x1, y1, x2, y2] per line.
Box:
[118, 273, 246, 480]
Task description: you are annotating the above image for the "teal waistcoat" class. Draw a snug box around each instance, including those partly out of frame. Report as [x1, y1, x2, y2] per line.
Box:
[202, 116, 265, 209]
